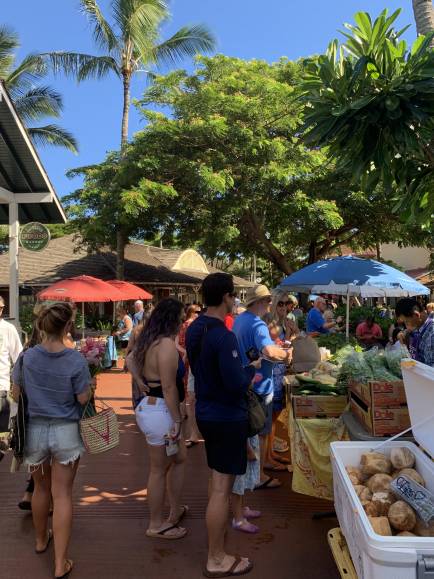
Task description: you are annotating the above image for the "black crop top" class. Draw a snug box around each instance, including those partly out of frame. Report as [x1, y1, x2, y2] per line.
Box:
[142, 356, 186, 403]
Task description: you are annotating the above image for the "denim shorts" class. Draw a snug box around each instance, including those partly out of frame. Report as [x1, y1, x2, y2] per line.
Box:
[25, 417, 85, 467]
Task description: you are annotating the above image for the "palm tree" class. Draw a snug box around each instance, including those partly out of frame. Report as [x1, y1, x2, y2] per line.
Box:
[44, 0, 215, 278]
[0, 26, 77, 152]
[46, 0, 215, 150]
[412, 0, 434, 37]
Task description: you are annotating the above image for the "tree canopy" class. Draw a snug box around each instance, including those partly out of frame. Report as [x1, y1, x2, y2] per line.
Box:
[301, 9, 434, 224]
[67, 54, 432, 278]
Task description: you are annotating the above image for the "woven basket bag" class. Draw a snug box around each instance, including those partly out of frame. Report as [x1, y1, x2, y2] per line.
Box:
[80, 399, 119, 455]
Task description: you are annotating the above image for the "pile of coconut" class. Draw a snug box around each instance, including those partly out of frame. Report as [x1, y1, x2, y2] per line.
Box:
[346, 448, 433, 537]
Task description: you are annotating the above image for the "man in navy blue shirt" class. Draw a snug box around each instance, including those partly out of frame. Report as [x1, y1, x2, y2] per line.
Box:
[233, 285, 292, 490]
[186, 273, 255, 577]
[306, 297, 337, 336]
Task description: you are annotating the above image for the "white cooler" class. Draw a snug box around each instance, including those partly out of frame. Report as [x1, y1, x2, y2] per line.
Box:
[331, 360, 434, 579]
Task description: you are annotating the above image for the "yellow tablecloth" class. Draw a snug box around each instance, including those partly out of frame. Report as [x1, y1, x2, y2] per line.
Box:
[289, 404, 348, 500]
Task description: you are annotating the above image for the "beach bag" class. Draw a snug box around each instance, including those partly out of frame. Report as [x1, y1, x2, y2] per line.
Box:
[80, 398, 119, 454]
[246, 387, 266, 437]
[291, 335, 321, 372]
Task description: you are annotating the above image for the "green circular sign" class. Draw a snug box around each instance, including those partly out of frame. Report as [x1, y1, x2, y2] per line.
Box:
[19, 222, 50, 252]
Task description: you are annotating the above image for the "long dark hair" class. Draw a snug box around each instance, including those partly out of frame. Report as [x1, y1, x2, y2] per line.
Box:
[133, 298, 184, 371]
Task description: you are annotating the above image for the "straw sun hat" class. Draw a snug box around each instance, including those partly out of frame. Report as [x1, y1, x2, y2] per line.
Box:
[244, 284, 272, 307]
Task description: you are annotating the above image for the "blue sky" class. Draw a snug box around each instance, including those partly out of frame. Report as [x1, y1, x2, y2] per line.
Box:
[2, 1, 415, 199]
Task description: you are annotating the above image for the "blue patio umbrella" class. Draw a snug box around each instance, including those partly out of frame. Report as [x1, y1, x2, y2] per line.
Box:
[279, 256, 429, 338]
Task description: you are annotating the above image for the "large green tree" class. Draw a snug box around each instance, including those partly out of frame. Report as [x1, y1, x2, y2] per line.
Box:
[0, 26, 77, 151]
[66, 55, 430, 276]
[46, 0, 215, 278]
[301, 9, 434, 223]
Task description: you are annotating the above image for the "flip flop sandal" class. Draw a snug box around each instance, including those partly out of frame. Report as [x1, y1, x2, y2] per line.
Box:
[243, 507, 261, 519]
[172, 504, 189, 526]
[254, 476, 282, 490]
[264, 463, 287, 472]
[232, 519, 259, 534]
[203, 556, 253, 577]
[146, 524, 187, 540]
[36, 529, 53, 554]
[55, 559, 73, 579]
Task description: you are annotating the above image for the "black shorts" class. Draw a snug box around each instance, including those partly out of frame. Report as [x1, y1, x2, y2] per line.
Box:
[197, 419, 248, 475]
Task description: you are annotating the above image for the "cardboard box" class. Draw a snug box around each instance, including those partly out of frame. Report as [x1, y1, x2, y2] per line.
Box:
[292, 393, 348, 418]
[350, 394, 410, 436]
[349, 380, 406, 408]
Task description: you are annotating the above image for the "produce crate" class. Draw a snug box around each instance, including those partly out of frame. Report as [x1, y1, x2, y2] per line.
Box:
[349, 379, 407, 407]
[292, 393, 348, 418]
[350, 393, 410, 437]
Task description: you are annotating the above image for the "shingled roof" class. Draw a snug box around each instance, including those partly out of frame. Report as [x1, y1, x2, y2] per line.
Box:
[0, 234, 253, 289]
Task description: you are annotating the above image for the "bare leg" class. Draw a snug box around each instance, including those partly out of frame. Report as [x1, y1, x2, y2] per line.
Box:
[231, 493, 243, 523]
[185, 392, 201, 442]
[147, 444, 170, 531]
[31, 462, 52, 552]
[166, 440, 187, 522]
[51, 459, 79, 578]
[206, 471, 252, 575]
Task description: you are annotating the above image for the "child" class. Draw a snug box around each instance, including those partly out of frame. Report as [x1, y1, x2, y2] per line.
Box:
[231, 435, 261, 533]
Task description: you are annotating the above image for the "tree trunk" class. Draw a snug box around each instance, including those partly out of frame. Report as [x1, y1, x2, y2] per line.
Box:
[121, 75, 131, 150]
[240, 211, 293, 275]
[412, 0, 434, 38]
[116, 229, 126, 280]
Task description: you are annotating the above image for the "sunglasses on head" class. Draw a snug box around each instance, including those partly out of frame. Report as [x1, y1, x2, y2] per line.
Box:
[277, 301, 289, 307]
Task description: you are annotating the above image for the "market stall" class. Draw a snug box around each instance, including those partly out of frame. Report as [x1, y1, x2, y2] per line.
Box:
[278, 256, 429, 500]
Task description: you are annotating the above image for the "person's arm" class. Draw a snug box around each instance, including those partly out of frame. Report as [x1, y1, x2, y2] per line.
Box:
[72, 361, 92, 405]
[175, 333, 186, 357]
[11, 353, 23, 402]
[9, 325, 23, 364]
[218, 333, 255, 396]
[254, 322, 292, 363]
[157, 338, 183, 439]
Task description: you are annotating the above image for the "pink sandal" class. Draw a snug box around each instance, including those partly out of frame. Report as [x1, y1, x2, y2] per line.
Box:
[232, 518, 259, 534]
[243, 506, 261, 519]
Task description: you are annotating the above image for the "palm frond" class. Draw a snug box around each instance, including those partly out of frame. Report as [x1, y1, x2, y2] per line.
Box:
[0, 25, 19, 77]
[42, 51, 120, 80]
[14, 86, 63, 122]
[28, 125, 78, 153]
[152, 25, 216, 67]
[5, 53, 47, 94]
[113, 0, 167, 39]
[80, 0, 118, 51]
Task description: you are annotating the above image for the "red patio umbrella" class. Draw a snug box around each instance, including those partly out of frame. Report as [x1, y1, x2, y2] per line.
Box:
[106, 280, 153, 301]
[37, 276, 124, 338]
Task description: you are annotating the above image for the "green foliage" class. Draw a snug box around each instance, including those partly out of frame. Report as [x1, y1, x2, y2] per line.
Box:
[301, 9, 434, 223]
[19, 304, 34, 336]
[334, 305, 394, 335]
[67, 54, 432, 274]
[316, 333, 358, 353]
[0, 26, 77, 152]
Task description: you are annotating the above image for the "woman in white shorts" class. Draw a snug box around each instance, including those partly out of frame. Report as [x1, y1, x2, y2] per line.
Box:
[130, 298, 188, 540]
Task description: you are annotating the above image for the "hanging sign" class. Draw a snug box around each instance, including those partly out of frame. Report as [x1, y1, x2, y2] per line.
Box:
[19, 222, 50, 252]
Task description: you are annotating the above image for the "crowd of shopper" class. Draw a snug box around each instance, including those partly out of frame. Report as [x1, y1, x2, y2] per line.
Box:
[2, 278, 434, 578]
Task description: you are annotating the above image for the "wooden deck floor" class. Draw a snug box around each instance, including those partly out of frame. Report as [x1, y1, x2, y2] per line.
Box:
[0, 370, 340, 579]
